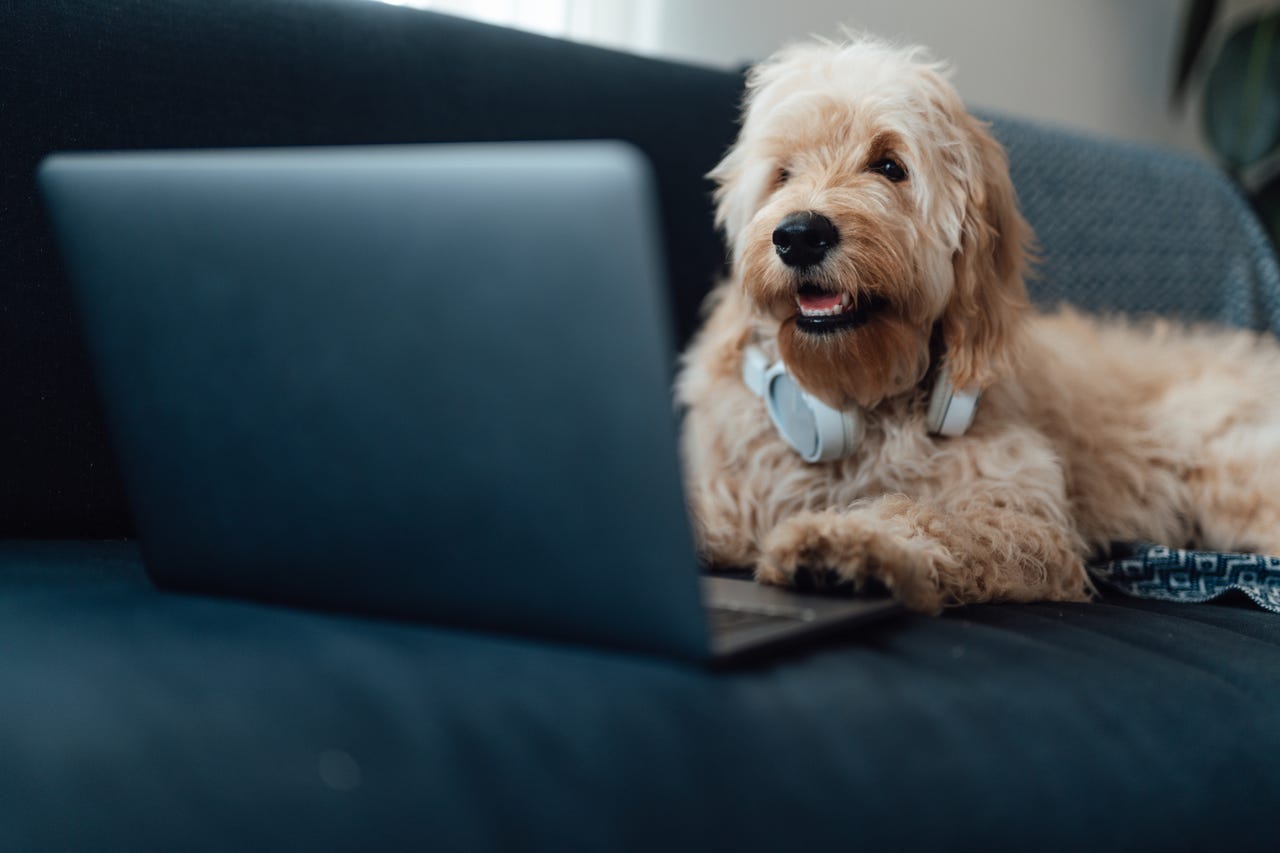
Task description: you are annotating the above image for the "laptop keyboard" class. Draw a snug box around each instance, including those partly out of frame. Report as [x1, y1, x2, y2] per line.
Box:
[706, 605, 810, 638]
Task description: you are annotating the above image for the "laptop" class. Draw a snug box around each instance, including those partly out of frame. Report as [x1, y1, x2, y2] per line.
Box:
[38, 142, 901, 664]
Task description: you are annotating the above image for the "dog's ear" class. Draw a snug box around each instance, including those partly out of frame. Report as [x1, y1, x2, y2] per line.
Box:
[708, 128, 778, 253]
[941, 112, 1032, 390]
[707, 142, 749, 246]
[708, 56, 799, 251]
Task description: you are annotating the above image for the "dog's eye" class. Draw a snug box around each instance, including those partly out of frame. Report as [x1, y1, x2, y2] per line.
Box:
[868, 158, 907, 183]
[776, 167, 791, 186]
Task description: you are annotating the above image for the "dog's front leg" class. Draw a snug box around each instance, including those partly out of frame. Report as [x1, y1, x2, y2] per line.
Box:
[757, 494, 1093, 612]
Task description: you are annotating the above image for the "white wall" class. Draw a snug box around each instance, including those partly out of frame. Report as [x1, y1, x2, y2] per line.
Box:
[652, 0, 1197, 154]
[375, 0, 1276, 163]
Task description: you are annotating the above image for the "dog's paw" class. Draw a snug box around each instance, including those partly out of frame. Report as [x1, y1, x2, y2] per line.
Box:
[757, 509, 950, 612]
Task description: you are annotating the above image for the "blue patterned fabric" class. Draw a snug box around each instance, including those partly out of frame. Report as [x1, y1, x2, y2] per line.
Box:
[1090, 545, 1280, 613]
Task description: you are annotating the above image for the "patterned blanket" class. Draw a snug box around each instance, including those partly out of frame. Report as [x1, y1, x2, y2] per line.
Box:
[1089, 543, 1280, 613]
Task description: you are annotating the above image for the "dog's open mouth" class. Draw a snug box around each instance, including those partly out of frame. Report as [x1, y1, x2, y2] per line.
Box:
[794, 283, 886, 333]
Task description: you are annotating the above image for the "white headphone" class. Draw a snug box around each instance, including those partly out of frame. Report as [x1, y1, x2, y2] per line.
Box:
[742, 345, 979, 463]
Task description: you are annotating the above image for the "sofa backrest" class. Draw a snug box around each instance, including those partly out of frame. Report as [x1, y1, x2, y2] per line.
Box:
[992, 115, 1280, 332]
[1, 0, 743, 537]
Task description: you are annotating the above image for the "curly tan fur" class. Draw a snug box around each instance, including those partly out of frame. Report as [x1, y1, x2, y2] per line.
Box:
[677, 35, 1280, 613]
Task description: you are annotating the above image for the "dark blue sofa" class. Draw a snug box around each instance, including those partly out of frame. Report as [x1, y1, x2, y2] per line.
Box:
[4, 2, 1279, 849]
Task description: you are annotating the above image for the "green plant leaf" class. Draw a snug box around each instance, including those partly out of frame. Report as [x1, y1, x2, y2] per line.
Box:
[1203, 12, 1280, 173]
[1172, 0, 1221, 108]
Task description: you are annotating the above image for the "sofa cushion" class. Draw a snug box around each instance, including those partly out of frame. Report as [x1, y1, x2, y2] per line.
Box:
[2, 540, 1276, 850]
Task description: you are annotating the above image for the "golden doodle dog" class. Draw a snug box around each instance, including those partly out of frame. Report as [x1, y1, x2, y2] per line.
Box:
[677, 34, 1280, 613]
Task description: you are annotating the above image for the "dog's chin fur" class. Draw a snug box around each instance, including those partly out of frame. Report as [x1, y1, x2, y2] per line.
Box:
[676, 33, 1280, 612]
[777, 315, 928, 409]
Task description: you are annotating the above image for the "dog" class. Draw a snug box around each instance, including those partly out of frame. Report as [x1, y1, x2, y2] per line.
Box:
[676, 34, 1280, 613]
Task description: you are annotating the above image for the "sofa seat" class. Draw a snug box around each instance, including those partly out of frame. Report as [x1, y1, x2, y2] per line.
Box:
[3, 540, 1276, 850]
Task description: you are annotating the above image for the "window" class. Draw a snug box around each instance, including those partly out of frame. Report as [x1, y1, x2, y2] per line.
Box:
[368, 0, 665, 55]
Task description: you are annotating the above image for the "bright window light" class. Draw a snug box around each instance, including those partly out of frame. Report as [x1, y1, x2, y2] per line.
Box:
[370, 1, 568, 38]
[367, 0, 665, 55]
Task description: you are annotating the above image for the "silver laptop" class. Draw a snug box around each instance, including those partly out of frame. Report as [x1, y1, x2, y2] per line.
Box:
[38, 142, 900, 664]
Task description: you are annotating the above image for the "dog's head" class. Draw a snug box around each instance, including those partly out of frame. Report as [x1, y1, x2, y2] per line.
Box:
[711, 36, 1030, 409]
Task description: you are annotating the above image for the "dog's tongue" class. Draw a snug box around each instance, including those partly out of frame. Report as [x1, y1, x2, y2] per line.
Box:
[797, 291, 843, 312]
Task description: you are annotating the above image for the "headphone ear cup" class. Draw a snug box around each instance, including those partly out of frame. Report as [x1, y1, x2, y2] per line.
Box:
[763, 367, 818, 460]
[804, 391, 863, 462]
[743, 345, 863, 463]
[926, 369, 980, 436]
[764, 368, 862, 463]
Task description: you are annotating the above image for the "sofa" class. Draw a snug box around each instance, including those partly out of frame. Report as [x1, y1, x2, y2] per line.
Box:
[3, 1, 1279, 849]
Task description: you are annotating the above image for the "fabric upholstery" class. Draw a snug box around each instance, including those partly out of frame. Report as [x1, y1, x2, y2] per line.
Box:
[1092, 543, 1280, 613]
[2, 541, 1277, 851]
[993, 116, 1280, 332]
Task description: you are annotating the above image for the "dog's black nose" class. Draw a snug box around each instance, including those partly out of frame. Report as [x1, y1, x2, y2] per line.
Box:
[772, 211, 838, 267]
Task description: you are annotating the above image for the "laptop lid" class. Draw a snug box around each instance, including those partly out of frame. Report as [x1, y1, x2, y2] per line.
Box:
[39, 142, 710, 660]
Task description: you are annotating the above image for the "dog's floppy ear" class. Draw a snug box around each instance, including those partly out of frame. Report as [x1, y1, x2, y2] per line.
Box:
[708, 55, 800, 251]
[707, 142, 753, 247]
[708, 115, 777, 251]
[942, 113, 1032, 390]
